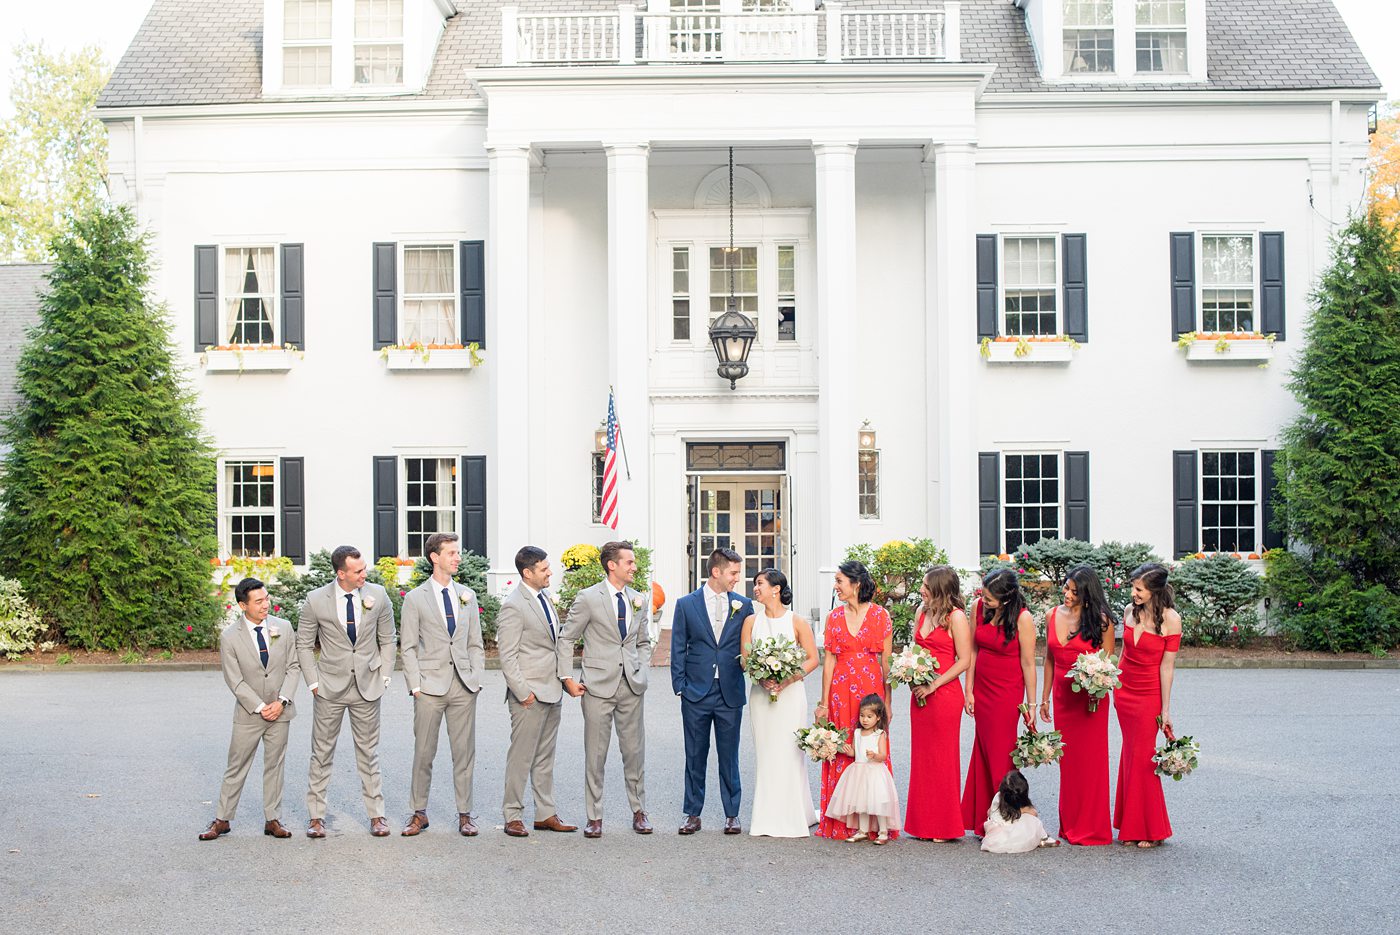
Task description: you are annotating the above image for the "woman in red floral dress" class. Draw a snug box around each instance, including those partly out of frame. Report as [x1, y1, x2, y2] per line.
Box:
[814, 560, 894, 840]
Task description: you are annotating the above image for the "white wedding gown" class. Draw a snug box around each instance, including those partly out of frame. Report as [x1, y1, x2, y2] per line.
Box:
[747, 606, 818, 837]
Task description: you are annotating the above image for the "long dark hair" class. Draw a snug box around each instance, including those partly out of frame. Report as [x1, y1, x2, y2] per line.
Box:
[997, 769, 1033, 823]
[858, 693, 889, 731]
[1064, 564, 1110, 649]
[836, 560, 876, 604]
[920, 565, 965, 631]
[1130, 562, 1174, 635]
[981, 568, 1027, 643]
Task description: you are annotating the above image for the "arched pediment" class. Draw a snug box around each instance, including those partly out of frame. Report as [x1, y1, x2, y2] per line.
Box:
[694, 164, 773, 209]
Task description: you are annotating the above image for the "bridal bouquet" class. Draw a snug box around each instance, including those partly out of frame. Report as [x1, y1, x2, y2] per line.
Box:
[1011, 703, 1065, 769]
[1153, 718, 1200, 781]
[888, 643, 940, 707]
[1065, 649, 1122, 712]
[743, 635, 806, 702]
[795, 720, 847, 763]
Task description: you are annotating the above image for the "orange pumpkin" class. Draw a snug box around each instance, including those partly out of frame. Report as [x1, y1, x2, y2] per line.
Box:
[652, 581, 666, 612]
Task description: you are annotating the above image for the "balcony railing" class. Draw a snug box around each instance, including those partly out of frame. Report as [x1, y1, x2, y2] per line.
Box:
[500, 3, 961, 67]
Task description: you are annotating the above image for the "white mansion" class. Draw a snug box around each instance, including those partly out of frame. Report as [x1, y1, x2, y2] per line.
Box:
[97, 0, 1380, 619]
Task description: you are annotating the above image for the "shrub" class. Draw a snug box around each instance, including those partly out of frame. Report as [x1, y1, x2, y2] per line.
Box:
[0, 577, 44, 659]
[1265, 550, 1400, 653]
[1090, 542, 1163, 622]
[1024, 538, 1097, 590]
[1169, 554, 1262, 646]
[844, 538, 949, 646]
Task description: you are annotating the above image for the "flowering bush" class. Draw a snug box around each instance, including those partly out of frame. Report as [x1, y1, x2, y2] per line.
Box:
[0, 577, 44, 659]
[843, 538, 948, 645]
[560, 543, 601, 570]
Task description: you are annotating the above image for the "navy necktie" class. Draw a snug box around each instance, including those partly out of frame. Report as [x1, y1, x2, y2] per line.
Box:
[538, 592, 555, 642]
[616, 591, 628, 642]
[254, 625, 268, 668]
[345, 593, 357, 645]
[441, 587, 457, 638]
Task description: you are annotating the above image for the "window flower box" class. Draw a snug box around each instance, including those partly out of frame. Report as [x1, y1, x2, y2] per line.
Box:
[380, 342, 482, 371]
[1177, 332, 1275, 363]
[979, 335, 1079, 364]
[200, 344, 301, 373]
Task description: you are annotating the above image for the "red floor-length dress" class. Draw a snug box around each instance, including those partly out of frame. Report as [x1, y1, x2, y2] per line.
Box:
[903, 611, 965, 840]
[960, 600, 1025, 836]
[1113, 625, 1181, 842]
[816, 604, 897, 840]
[1047, 607, 1112, 845]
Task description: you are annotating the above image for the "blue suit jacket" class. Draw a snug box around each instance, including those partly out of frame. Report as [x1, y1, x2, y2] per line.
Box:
[670, 587, 753, 707]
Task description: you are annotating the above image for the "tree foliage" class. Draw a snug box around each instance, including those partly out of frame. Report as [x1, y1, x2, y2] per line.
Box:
[0, 42, 110, 261]
[1370, 106, 1400, 233]
[0, 204, 221, 650]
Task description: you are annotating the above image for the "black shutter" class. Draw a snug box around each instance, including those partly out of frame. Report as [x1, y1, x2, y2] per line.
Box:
[1259, 231, 1285, 340]
[372, 242, 397, 349]
[976, 234, 998, 340]
[1170, 232, 1196, 340]
[460, 240, 485, 347]
[461, 455, 487, 558]
[978, 452, 1001, 555]
[372, 456, 398, 561]
[1172, 450, 1199, 558]
[1260, 449, 1285, 551]
[280, 457, 306, 565]
[1062, 233, 1088, 343]
[195, 245, 219, 350]
[1064, 451, 1090, 542]
[280, 243, 305, 349]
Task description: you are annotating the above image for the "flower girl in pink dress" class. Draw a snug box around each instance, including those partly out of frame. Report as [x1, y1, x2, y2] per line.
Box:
[825, 695, 902, 844]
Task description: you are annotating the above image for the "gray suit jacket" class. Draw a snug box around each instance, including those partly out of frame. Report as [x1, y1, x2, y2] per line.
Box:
[496, 584, 571, 705]
[399, 578, 485, 695]
[222, 615, 299, 724]
[296, 582, 396, 702]
[560, 581, 651, 699]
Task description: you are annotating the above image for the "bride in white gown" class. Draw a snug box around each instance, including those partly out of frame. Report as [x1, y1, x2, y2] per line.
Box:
[741, 569, 820, 837]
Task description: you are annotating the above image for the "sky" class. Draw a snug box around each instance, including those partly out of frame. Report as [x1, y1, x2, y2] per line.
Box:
[0, 0, 1396, 116]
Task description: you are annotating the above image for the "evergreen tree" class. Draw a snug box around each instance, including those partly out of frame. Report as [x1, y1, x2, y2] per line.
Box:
[0, 204, 220, 649]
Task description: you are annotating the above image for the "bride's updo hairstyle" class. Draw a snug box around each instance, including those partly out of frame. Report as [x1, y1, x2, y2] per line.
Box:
[756, 568, 793, 607]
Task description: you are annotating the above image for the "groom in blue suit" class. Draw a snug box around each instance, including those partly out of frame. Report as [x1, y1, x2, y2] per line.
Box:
[671, 547, 753, 835]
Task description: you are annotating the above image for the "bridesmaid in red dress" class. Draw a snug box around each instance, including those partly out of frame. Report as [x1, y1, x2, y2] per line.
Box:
[960, 568, 1037, 836]
[814, 560, 894, 840]
[1038, 564, 1115, 845]
[1114, 562, 1182, 848]
[903, 566, 972, 842]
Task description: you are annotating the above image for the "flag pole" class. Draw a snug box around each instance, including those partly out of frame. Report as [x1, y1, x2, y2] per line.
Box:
[610, 385, 633, 480]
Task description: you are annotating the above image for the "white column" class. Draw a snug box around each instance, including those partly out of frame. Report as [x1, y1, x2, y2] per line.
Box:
[929, 142, 978, 567]
[813, 141, 859, 587]
[486, 143, 532, 592]
[604, 142, 652, 549]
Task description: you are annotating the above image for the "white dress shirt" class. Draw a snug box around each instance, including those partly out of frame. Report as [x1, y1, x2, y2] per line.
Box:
[335, 584, 361, 629]
[244, 615, 287, 713]
[432, 577, 456, 629]
[705, 583, 729, 680]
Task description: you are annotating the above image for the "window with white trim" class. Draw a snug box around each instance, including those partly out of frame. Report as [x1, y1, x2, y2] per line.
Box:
[858, 448, 879, 519]
[222, 460, 278, 557]
[354, 0, 404, 85]
[709, 246, 758, 327]
[223, 247, 277, 345]
[1201, 450, 1256, 552]
[283, 0, 332, 87]
[1200, 234, 1255, 332]
[403, 456, 457, 558]
[671, 247, 691, 341]
[1004, 453, 1060, 552]
[1002, 236, 1058, 336]
[1135, 0, 1187, 74]
[402, 245, 457, 345]
[1063, 0, 1114, 73]
[591, 452, 606, 523]
[777, 243, 797, 341]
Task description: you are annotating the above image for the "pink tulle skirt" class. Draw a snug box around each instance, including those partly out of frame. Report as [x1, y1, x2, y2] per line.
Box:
[824, 762, 902, 828]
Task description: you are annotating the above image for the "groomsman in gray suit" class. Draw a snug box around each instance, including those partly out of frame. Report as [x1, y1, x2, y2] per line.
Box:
[561, 540, 653, 838]
[496, 546, 580, 837]
[197, 577, 299, 841]
[297, 545, 397, 837]
[399, 532, 485, 837]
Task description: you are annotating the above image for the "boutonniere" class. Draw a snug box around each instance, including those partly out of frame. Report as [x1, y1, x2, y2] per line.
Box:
[361, 595, 376, 611]
[631, 596, 644, 612]
[267, 625, 281, 641]
[458, 590, 470, 607]
[730, 599, 743, 616]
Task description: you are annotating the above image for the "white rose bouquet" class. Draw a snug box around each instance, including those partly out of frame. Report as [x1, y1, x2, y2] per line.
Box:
[743, 635, 805, 702]
[1153, 718, 1200, 781]
[888, 643, 940, 707]
[1011, 703, 1065, 769]
[795, 720, 847, 763]
[1065, 649, 1122, 712]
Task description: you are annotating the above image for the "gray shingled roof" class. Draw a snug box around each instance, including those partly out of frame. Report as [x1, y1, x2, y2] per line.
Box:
[0, 264, 50, 414]
[97, 0, 1379, 109]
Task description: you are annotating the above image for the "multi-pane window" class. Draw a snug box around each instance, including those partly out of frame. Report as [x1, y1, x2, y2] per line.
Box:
[777, 244, 797, 341]
[697, 487, 733, 559]
[669, 0, 723, 59]
[283, 0, 332, 86]
[354, 0, 404, 85]
[709, 246, 758, 326]
[1201, 235, 1255, 332]
[858, 449, 879, 519]
[1004, 453, 1060, 552]
[743, 487, 781, 582]
[404, 457, 457, 558]
[223, 461, 277, 557]
[1201, 451, 1256, 552]
[223, 247, 276, 344]
[1135, 0, 1187, 73]
[1003, 237, 1057, 336]
[1063, 0, 1114, 73]
[591, 452, 607, 523]
[402, 245, 457, 345]
[672, 247, 691, 341]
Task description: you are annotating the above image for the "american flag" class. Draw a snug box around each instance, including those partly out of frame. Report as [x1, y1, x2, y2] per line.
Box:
[600, 392, 622, 530]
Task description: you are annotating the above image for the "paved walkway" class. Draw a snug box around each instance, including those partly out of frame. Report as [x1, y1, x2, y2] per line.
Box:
[0, 669, 1393, 934]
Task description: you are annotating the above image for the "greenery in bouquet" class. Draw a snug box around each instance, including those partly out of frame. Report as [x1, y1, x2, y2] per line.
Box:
[1011, 703, 1065, 768]
[1065, 648, 1121, 712]
[795, 719, 848, 763]
[743, 634, 806, 701]
[888, 642, 939, 706]
[1153, 717, 1201, 781]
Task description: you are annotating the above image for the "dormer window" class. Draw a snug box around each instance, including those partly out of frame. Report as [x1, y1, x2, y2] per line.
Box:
[354, 0, 404, 85]
[1063, 0, 1114, 74]
[1135, 0, 1187, 74]
[283, 0, 333, 86]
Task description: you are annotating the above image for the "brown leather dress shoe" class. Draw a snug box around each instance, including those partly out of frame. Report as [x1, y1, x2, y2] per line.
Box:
[533, 815, 577, 833]
[723, 817, 741, 835]
[198, 819, 230, 841]
[458, 814, 479, 837]
[402, 813, 429, 837]
[678, 815, 701, 835]
[369, 817, 390, 837]
[584, 819, 603, 838]
[306, 818, 326, 839]
[633, 811, 653, 834]
[264, 820, 291, 839]
[504, 820, 529, 837]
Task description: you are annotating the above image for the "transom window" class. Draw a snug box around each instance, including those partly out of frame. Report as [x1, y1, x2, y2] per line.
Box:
[1135, 0, 1187, 73]
[223, 247, 276, 345]
[1004, 453, 1060, 552]
[402, 245, 457, 345]
[223, 460, 277, 557]
[1063, 0, 1114, 73]
[672, 247, 691, 341]
[1201, 451, 1256, 552]
[354, 0, 404, 85]
[1201, 234, 1255, 332]
[709, 246, 759, 327]
[403, 456, 457, 558]
[283, 0, 332, 86]
[1002, 236, 1058, 336]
